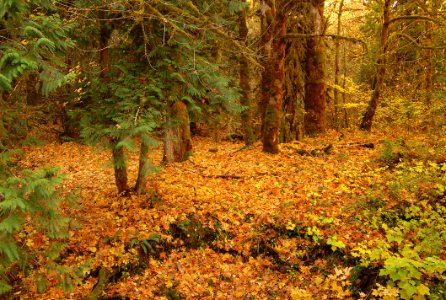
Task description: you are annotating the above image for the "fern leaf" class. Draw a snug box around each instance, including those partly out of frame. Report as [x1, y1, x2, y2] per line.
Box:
[0, 196, 27, 211]
[0, 49, 19, 70]
[0, 236, 20, 261]
[0, 214, 23, 233]
[33, 37, 56, 53]
[0, 280, 12, 294]
[228, 0, 247, 14]
[23, 25, 45, 38]
[0, 74, 12, 91]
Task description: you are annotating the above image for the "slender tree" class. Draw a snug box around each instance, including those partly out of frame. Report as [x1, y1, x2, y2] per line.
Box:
[360, 0, 393, 131]
[239, 0, 256, 145]
[333, 0, 345, 129]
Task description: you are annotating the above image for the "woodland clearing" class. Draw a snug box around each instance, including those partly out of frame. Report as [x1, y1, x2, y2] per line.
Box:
[12, 129, 446, 299]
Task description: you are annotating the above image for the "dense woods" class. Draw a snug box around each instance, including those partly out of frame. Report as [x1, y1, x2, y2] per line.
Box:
[1, 0, 446, 298]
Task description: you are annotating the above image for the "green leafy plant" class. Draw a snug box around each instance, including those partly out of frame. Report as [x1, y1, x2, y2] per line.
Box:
[0, 150, 84, 295]
[353, 199, 446, 299]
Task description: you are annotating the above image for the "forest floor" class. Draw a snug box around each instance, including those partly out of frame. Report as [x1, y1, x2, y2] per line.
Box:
[14, 129, 446, 299]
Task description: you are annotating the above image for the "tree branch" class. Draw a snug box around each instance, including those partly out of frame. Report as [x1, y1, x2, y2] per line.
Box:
[155, 1, 263, 69]
[388, 15, 444, 26]
[285, 33, 368, 51]
[393, 33, 445, 50]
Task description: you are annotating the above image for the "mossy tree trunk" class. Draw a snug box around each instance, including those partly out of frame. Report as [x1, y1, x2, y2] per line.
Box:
[360, 0, 392, 131]
[304, 0, 327, 135]
[260, 0, 288, 154]
[239, 0, 255, 145]
[112, 139, 128, 195]
[281, 14, 305, 143]
[163, 101, 192, 163]
[99, 14, 128, 194]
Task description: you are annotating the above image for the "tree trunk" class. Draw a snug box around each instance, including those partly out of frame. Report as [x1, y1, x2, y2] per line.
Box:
[99, 14, 110, 79]
[281, 26, 305, 143]
[304, 0, 327, 135]
[163, 101, 192, 163]
[239, 0, 255, 145]
[342, 43, 349, 128]
[424, 19, 433, 102]
[26, 73, 42, 106]
[135, 134, 150, 195]
[360, 0, 392, 131]
[260, 1, 287, 154]
[112, 140, 128, 195]
[0, 92, 5, 148]
[333, 0, 344, 129]
[99, 17, 127, 194]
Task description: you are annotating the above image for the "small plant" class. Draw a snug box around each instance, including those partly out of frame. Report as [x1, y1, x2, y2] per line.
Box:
[352, 200, 446, 299]
[306, 226, 324, 244]
[378, 139, 406, 167]
[130, 233, 161, 255]
[326, 235, 346, 252]
[0, 150, 84, 295]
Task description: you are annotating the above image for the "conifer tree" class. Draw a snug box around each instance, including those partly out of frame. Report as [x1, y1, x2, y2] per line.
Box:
[0, 1, 81, 294]
[71, 0, 246, 193]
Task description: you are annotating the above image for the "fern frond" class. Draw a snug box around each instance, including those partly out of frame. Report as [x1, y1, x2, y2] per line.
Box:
[33, 37, 56, 53]
[0, 50, 20, 70]
[22, 25, 45, 38]
[0, 215, 23, 234]
[0, 74, 12, 91]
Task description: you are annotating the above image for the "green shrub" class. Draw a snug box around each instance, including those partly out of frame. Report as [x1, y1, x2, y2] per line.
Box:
[0, 150, 84, 295]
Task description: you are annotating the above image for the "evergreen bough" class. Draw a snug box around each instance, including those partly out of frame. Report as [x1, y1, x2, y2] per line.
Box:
[0, 150, 85, 295]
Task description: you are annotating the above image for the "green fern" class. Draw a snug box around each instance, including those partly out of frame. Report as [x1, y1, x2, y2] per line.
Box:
[0, 150, 85, 295]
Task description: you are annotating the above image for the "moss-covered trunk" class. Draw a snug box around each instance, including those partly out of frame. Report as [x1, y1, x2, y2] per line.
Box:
[260, 1, 287, 154]
[112, 140, 128, 195]
[281, 16, 305, 143]
[360, 0, 392, 131]
[163, 101, 192, 163]
[304, 0, 327, 135]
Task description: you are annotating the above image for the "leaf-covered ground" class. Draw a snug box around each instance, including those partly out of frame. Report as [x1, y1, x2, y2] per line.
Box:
[15, 129, 446, 299]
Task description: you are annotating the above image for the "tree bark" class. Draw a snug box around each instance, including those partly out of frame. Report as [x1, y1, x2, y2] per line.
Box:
[260, 0, 288, 154]
[163, 101, 192, 163]
[0, 92, 5, 148]
[26, 73, 42, 106]
[342, 43, 349, 128]
[333, 0, 344, 129]
[99, 13, 110, 79]
[135, 134, 150, 195]
[360, 0, 392, 131]
[281, 37, 305, 142]
[424, 19, 433, 102]
[239, 0, 255, 145]
[112, 140, 128, 195]
[304, 0, 327, 135]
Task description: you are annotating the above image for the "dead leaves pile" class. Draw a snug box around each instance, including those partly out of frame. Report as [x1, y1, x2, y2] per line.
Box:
[17, 130, 405, 299]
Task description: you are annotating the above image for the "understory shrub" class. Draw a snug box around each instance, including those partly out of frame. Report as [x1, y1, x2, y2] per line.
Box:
[0, 150, 86, 295]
